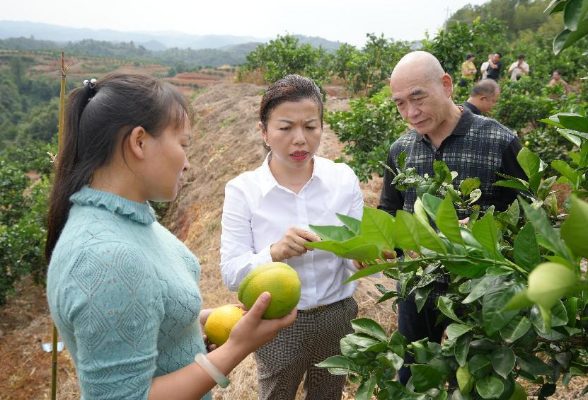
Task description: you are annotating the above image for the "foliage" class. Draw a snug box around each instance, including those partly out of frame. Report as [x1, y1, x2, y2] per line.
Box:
[0, 142, 53, 305]
[547, 0, 588, 54]
[326, 87, 407, 182]
[310, 117, 588, 399]
[239, 35, 332, 88]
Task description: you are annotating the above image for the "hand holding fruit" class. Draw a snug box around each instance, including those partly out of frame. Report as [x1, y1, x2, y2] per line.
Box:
[270, 227, 321, 262]
[226, 292, 297, 355]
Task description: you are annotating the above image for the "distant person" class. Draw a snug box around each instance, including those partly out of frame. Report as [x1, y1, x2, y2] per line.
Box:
[463, 79, 501, 115]
[480, 54, 492, 79]
[459, 53, 476, 87]
[46, 73, 295, 400]
[486, 52, 502, 81]
[220, 74, 364, 400]
[508, 54, 530, 81]
[548, 69, 570, 94]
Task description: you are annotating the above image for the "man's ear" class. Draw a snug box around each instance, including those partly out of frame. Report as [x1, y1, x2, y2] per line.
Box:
[441, 74, 453, 97]
[128, 126, 148, 160]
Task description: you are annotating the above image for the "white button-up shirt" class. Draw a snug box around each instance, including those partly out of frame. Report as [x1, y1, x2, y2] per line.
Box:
[220, 154, 364, 310]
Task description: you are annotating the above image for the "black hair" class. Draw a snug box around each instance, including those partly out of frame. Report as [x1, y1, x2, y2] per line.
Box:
[259, 74, 323, 140]
[495, 52, 502, 58]
[466, 53, 475, 60]
[45, 72, 189, 263]
[518, 54, 525, 60]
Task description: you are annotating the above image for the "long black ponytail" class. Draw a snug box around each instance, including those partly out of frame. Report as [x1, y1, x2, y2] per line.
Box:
[45, 73, 189, 263]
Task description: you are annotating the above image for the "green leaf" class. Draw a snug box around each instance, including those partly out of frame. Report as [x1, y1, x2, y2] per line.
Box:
[345, 262, 397, 283]
[516, 147, 542, 183]
[516, 354, 552, 376]
[397, 150, 407, 170]
[491, 347, 515, 379]
[476, 376, 504, 399]
[446, 323, 473, 341]
[500, 315, 532, 343]
[414, 285, 434, 313]
[309, 224, 355, 242]
[560, 196, 588, 258]
[554, 19, 588, 54]
[564, 297, 578, 328]
[351, 318, 387, 341]
[336, 213, 361, 235]
[494, 179, 529, 192]
[563, 0, 587, 30]
[558, 113, 588, 133]
[537, 176, 558, 201]
[377, 351, 405, 371]
[355, 374, 377, 400]
[472, 212, 500, 259]
[505, 200, 520, 226]
[519, 199, 570, 260]
[414, 217, 447, 254]
[436, 195, 464, 245]
[469, 354, 492, 379]
[410, 364, 442, 392]
[342, 244, 382, 262]
[513, 222, 541, 272]
[437, 296, 464, 323]
[552, 160, 579, 187]
[464, 276, 499, 304]
[460, 177, 481, 197]
[442, 259, 491, 279]
[422, 193, 443, 221]
[483, 286, 519, 335]
[360, 207, 396, 253]
[434, 160, 453, 184]
[392, 211, 421, 252]
[315, 355, 359, 372]
[413, 197, 429, 224]
[455, 332, 473, 367]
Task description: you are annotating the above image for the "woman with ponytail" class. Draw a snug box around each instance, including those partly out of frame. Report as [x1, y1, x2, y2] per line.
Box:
[46, 73, 295, 400]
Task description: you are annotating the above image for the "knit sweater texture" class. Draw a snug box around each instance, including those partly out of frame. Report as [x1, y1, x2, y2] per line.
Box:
[47, 186, 211, 400]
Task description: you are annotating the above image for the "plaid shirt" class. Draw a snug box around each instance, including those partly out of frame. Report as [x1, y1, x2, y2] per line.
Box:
[378, 107, 526, 305]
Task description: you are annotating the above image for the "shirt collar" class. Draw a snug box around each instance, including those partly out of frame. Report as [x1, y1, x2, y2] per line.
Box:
[415, 106, 474, 142]
[258, 152, 327, 197]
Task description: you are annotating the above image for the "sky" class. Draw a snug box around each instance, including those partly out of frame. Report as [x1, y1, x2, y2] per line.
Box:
[0, 0, 491, 47]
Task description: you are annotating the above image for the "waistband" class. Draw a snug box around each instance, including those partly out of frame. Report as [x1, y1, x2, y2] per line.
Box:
[298, 297, 353, 314]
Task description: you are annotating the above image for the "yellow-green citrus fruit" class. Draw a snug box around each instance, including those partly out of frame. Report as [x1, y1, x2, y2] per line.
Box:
[456, 364, 475, 394]
[238, 262, 301, 319]
[524, 141, 530, 146]
[508, 382, 527, 400]
[204, 305, 243, 346]
[527, 262, 576, 309]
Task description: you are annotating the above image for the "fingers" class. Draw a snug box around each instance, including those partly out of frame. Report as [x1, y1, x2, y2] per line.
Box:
[244, 292, 271, 320]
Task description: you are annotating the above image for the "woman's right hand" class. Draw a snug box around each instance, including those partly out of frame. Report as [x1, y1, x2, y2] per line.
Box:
[270, 227, 321, 262]
[226, 292, 297, 355]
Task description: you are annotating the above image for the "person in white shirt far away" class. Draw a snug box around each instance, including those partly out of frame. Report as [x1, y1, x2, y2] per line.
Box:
[508, 54, 530, 81]
[220, 74, 365, 400]
[480, 54, 492, 79]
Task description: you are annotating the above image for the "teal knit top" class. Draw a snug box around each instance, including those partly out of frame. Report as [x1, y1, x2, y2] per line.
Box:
[47, 187, 211, 400]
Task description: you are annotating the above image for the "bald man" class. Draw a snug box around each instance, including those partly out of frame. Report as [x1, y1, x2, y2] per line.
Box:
[463, 79, 501, 115]
[378, 51, 526, 385]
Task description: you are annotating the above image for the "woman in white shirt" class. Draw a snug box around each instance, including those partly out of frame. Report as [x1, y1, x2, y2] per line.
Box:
[220, 74, 364, 400]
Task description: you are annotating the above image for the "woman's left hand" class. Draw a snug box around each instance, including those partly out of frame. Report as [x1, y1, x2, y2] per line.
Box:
[199, 308, 217, 352]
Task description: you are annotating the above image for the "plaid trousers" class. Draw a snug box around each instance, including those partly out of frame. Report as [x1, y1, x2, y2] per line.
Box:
[254, 297, 358, 400]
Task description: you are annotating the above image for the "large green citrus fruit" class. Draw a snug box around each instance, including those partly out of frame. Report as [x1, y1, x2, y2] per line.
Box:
[508, 382, 527, 400]
[238, 262, 301, 319]
[204, 305, 243, 346]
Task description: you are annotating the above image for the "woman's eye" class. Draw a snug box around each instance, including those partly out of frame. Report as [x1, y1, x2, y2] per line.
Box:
[306, 126, 317, 130]
[279, 126, 291, 131]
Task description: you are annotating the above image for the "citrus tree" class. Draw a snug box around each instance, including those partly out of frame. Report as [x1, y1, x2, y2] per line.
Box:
[308, 118, 588, 399]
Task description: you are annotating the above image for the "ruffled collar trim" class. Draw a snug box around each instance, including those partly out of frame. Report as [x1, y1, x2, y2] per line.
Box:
[70, 186, 156, 225]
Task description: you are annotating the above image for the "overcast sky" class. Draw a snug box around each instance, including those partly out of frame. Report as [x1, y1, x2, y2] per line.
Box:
[1, 0, 491, 47]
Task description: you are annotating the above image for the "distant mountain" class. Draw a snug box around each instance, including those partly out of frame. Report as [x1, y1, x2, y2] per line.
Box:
[0, 21, 344, 52]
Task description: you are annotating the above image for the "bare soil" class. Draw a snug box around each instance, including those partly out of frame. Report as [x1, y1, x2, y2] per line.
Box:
[1, 78, 586, 399]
